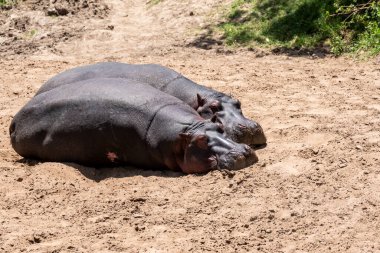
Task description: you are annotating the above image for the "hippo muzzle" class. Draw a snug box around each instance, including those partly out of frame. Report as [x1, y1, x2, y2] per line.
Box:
[235, 120, 267, 146]
[217, 144, 258, 170]
[179, 121, 258, 174]
[196, 96, 267, 147]
[214, 110, 267, 147]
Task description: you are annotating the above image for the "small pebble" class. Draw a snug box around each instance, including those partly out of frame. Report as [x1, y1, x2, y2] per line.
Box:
[250, 216, 258, 221]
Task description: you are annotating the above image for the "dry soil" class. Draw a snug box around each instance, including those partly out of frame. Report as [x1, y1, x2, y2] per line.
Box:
[1, 0, 379, 252]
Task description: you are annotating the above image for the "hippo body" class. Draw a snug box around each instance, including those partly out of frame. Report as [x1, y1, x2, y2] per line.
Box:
[11, 78, 257, 173]
[36, 62, 266, 146]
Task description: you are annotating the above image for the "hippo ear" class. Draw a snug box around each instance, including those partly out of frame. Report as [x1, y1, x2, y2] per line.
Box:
[211, 115, 224, 133]
[197, 94, 206, 107]
[211, 115, 222, 124]
[194, 135, 208, 150]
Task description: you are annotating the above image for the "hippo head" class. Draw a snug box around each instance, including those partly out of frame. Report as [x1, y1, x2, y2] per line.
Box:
[177, 121, 258, 174]
[196, 94, 267, 146]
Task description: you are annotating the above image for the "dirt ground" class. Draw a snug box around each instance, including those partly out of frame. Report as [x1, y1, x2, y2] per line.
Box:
[1, 0, 379, 252]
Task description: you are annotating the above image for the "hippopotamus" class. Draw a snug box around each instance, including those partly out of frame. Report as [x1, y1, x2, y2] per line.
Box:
[35, 62, 267, 146]
[10, 78, 258, 174]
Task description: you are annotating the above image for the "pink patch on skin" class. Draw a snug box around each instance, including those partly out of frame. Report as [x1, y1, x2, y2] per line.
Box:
[107, 152, 118, 162]
[196, 115, 204, 120]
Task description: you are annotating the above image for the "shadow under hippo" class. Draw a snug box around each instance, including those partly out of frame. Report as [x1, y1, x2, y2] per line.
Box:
[11, 78, 258, 174]
[36, 62, 267, 147]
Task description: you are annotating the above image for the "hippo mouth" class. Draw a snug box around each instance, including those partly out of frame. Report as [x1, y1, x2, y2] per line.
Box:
[251, 143, 267, 150]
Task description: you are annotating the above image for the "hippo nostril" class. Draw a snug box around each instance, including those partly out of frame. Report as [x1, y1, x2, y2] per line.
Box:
[208, 156, 218, 170]
[251, 126, 267, 146]
[238, 124, 248, 129]
[248, 150, 259, 164]
[256, 128, 264, 135]
[237, 154, 245, 161]
[233, 154, 246, 170]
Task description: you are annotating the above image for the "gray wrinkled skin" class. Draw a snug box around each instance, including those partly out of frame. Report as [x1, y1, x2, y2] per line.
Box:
[11, 78, 258, 174]
[36, 62, 267, 146]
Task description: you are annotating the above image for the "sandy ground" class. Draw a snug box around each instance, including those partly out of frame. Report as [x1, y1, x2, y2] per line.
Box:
[1, 0, 380, 252]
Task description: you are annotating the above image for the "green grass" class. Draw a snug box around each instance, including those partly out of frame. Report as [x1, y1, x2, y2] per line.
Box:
[217, 0, 380, 57]
[0, 0, 16, 7]
[27, 29, 37, 38]
[219, 0, 331, 47]
[146, 0, 163, 7]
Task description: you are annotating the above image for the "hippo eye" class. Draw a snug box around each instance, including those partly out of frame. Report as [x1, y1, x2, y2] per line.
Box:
[210, 105, 218, 113]
[217, 124, 224, 133]
[235, 101, 241, 109]
[210, 102, 222, 113]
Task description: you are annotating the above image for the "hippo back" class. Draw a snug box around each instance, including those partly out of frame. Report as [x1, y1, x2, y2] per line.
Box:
[35, 62, 266, 146]
[36, 62, 214, 104]
[36, 63, 180, 94]
[11, 78, 196, 168]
